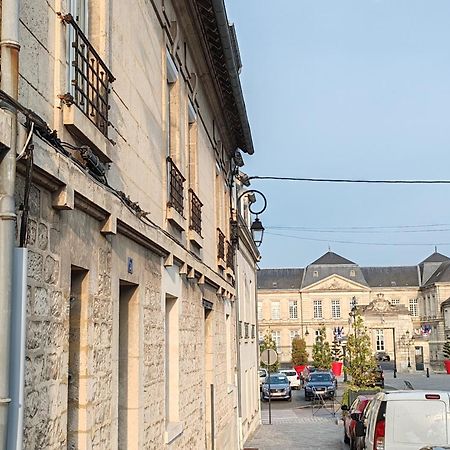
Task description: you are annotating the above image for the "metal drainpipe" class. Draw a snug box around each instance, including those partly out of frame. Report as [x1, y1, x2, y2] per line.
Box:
[0, 0, 20, 448]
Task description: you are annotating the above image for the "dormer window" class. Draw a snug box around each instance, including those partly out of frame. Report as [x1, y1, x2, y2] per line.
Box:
[313, 270, 319, 278]
[350, 270, 355, 277]
[272, 282, 277, 288]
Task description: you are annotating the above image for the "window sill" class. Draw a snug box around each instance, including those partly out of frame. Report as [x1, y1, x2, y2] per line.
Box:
[63, 103, 112, 163]
[165, 421, 183, 444]
[167, 205, 186, 231]
[217, 257, 226, 270]
[188, 228, 203, 248]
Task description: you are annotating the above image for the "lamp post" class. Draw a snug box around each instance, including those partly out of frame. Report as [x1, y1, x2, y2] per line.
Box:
[400, 330, 415, 369]
[232, 189, 267, 248]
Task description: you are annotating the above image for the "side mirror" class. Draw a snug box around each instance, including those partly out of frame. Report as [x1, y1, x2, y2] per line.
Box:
[341, 405, 349, 411]
[350, 412, 361, 421]
[355, 420, 365, 438]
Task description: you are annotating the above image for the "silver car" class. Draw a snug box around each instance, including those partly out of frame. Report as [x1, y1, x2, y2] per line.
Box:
[261, 373, 292, 401]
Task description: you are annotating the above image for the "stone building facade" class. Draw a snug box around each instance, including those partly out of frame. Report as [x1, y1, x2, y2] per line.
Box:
[257, 251, 450, 372]
[0, 0, 260, 449]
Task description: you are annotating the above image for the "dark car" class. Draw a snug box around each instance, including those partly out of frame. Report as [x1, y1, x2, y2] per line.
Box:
[375, 351, 390, 362]
[261, 373, 292, 401]
[341, 395, 373, 450]
[304, 371, 336, 400]
[372, 365, 384, 388]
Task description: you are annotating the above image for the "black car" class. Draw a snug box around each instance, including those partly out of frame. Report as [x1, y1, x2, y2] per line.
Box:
[375, 351, 390, 362]
[304, 371, 336, 400]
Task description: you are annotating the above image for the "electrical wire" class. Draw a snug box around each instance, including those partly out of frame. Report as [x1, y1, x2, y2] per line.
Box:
[16, 121, 34, 160]
[249, 175, 450, 184]
[265, 231, 450, 247]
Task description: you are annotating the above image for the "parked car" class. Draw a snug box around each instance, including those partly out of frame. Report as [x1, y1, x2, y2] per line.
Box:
[261, 373, 292, 401]
[375, 351, 391, 362]
[304, 371, 336, 400]
[341, 395, 373, 450]
[280, 369, 301, 389]
[355, 390, 450, 450]
[259, 368, 268, 390]
[371, 365, 384, 388]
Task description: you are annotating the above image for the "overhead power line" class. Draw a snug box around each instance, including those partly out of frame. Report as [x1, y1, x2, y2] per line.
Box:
[265, 231, 450, 247]
[249, 175, 450, 184]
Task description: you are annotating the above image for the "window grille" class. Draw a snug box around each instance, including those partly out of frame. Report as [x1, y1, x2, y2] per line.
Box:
[167, 157, 185, 215]
[331, 299, 341, 319]
[188, 189, 202, 235]
[409, 298, 418, 316]
[217, 229, 225, 261]
[289, 300, 298, 319]
[313, 300, 323, 319]
[271, 302, 280, 320]
[61, 13, 115, 136]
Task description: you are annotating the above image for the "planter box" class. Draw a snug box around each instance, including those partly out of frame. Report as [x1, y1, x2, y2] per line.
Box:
[331, 361, 343, 376]
[444, 359, 450, 374]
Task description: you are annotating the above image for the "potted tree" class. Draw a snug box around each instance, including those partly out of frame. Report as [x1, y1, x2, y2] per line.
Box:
[443, 337, 450, 374]
[291, 336, 309, 381]
[331, 338, 343, 376]
[312, 327, 332, 370]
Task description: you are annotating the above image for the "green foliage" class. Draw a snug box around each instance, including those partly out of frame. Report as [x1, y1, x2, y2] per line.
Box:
[347, 310, 377, 387]
[312, 327, 332, 370]
[291, 336, 309, 366]
[443, 337, 450, 359]
[331, 338, 343, 361]
[260, 331, 280, 372]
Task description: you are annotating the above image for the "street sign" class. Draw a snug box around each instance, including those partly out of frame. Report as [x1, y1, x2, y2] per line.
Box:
[260, 348, 278, 366]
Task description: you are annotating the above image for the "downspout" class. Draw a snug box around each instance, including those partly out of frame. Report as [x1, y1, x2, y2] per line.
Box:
[0, 0, 20, 448]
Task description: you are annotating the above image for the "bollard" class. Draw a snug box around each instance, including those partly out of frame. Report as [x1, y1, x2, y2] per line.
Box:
[426, 367, 430, 378]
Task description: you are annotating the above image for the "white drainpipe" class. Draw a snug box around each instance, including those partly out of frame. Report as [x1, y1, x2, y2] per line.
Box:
[0, 0, 20, 448]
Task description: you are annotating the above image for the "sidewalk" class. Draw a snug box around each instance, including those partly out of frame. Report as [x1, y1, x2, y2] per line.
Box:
[244, 403, 345, 450]
[383, 371, 449, 391]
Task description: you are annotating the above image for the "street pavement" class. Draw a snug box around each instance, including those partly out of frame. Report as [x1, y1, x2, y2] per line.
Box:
[244, 371, 450, 450]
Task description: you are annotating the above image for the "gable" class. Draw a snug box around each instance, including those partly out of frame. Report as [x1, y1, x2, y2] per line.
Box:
[302, 274, 370, 292]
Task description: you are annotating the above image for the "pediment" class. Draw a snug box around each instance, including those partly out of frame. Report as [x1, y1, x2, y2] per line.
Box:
[303, 274, 370, 292]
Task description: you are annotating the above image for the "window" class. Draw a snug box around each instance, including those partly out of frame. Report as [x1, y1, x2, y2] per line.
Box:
[271, 331, 281, 350]
[390, 298, 400, 305]
[64, 2, 114, 136]
[313, 300, 322, 319]
[331, 299, 341, 319]
[290, 330, 300, 341]
[376, 329, 385, 351]
[350, 269, 356, 277]
[313, 270, 319, 278]
[289, 300, 298, 319]
[258, 302, 263, 320]
[409, 298, 418, 316]
[271, 301, 280, 320]
[314, 329, 321, 342]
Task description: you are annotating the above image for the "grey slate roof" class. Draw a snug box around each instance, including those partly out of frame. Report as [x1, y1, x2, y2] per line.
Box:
[257, 268, 303, 290]
[360, 267, 419, 287]
[310, 251, 355, 265]
[258, 251, 450, 291]
[419, 252, 450, 264]
[424, 261, 450, 285]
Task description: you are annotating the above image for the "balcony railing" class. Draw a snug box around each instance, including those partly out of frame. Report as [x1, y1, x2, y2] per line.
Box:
[167, 157, 185, 216]
[217, 229, 225, 261]
[226, 240, 234, 269]
[189, 189, 203, 236]
[61, 13, 115, 136]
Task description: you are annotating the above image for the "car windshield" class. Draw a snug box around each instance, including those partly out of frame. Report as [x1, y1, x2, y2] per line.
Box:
[266, 375, 288, 384]
[309, 373, 332, 382]
[282, 371, 296, 376]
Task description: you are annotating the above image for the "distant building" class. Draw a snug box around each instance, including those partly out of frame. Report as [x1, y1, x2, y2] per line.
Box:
[257, 251, 450, 372]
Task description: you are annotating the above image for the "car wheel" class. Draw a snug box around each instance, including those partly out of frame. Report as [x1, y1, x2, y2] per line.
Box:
[344, 430, 350, 444]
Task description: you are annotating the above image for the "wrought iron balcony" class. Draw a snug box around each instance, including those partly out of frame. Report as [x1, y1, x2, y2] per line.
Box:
[61, 13, 115, 136]
[226, 240, 234, 269]
[167, 157, 185, 216]
[217, 228, 225, 261]
[189, 189, 203, 236]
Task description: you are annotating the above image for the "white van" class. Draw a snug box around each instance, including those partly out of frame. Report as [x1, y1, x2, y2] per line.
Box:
[357, 390, 450, 450]
[279, 369, 301, 389]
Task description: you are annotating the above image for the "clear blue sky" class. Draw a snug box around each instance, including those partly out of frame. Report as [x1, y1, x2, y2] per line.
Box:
[226, 0, 450, 268]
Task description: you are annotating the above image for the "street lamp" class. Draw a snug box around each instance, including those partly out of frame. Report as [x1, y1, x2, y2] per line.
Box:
[400, 330, 415, 369]
[232, 189, 267, 248]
